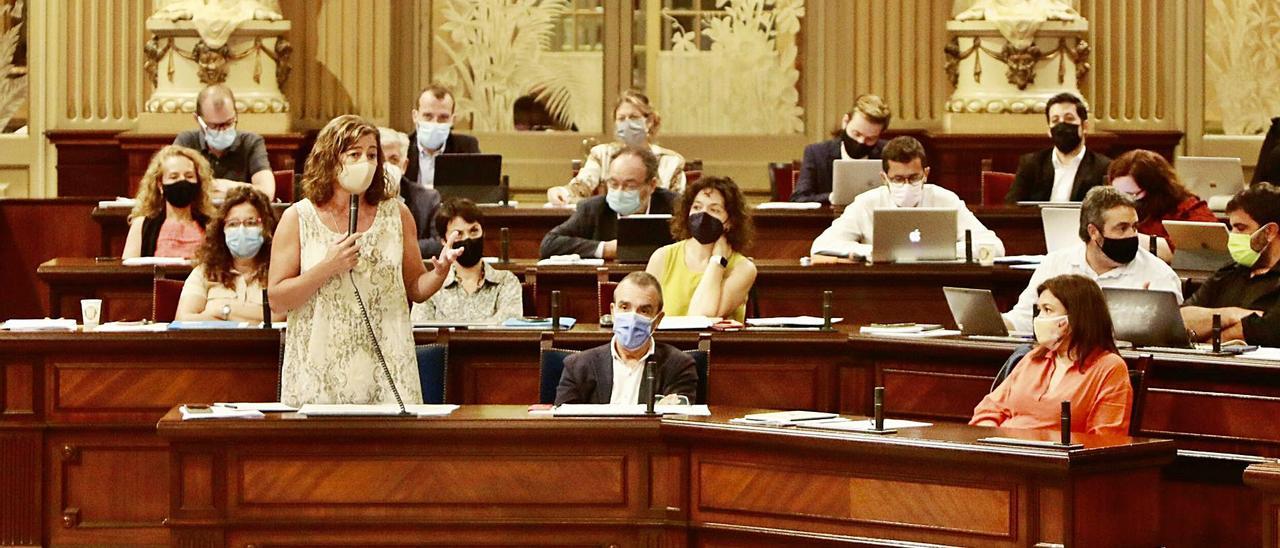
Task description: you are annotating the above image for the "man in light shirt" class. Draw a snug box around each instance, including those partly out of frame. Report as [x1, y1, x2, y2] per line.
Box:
[554, 272, 698, 405]
[1004, 92, 1111, 203]
[1003, 186, 1183, 332]
[810, 136, 1005, 262]
[399, 83, 480, 258]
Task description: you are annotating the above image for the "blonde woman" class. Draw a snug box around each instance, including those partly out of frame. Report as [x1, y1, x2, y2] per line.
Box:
[546, 90, 687, 205]
[269, 115, 462, 407]
[122, 145, 217, 258]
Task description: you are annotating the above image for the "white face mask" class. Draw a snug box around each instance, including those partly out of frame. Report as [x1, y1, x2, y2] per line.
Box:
[889, 182, 923, 208]
[338, 160, 376, 195]
[1033, 314, 1068, 350]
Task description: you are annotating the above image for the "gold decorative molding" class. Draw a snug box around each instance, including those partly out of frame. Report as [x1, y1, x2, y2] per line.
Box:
[945, 35, 1089, 91]
[143, 35, 291, 89]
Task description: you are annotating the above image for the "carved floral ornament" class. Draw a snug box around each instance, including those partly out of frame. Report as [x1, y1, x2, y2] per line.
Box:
[944, 35, 1090, 91]
[145, 34, 291, 89]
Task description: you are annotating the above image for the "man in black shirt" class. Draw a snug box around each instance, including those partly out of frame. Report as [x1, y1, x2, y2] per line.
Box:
[1181, 183, 1280, 345]
[173, 84, 275, 199]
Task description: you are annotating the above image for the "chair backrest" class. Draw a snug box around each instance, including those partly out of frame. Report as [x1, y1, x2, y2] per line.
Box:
[990, 343, 1035, 391]
[1253, 117, 1280, 185]
[685, 334, 712, 404]
[539, 337, 579, 404]
[152, 274, 185, 323]
[768, 161, 800, 202]
[1127, 355, 1150, 437]
[273, 170, 295, 203]
[415, 343, 449, 404]
[981, 171, 1016, 206]
[597, 280, 618, 319]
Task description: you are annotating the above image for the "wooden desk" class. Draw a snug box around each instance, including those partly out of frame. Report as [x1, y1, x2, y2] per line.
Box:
[157, 405, 1174, 547]
[38, 257, 1034, 324]
[1246, 461, 1280, 548]
[90, 204, 1050, 258]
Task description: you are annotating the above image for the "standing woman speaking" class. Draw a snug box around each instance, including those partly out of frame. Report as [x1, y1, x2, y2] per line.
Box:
[269, 115, 461, 406]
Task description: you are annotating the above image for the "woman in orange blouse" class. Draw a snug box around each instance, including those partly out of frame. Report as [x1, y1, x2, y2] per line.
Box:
[123, 145, 216, 259]
[1108, 149, 1217, 263]
[971, 274, 1133, 436]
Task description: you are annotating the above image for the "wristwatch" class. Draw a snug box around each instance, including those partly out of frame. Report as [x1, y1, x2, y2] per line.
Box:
[220, 304, 232, 320]
[710, 255, 728, 268]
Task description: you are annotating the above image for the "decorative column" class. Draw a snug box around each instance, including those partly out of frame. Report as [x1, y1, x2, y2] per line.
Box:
[139, 0, 292, 133]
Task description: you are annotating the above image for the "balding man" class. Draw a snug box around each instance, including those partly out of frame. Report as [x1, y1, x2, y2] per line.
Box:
[554, 271, 697, 405]
[174, 84, 275, 199]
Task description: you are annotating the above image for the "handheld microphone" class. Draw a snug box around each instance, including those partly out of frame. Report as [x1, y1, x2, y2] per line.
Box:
[348, 194, 359, 235]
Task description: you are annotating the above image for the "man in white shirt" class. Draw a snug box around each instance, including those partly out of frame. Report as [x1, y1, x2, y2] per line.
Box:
[1004, 92, 1111, 203]
[810, 136, 1006, 262]
[554, 272, 698, 405]
[1003, 186, 1183, 332]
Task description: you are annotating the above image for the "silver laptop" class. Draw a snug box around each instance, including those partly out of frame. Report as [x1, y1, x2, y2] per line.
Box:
[944, 287, 1010, 336]
[1102, 287, 1192, 349]
[829, 159, 883, 207]
[870, 208, 958, 263]
[1041, 206, 1081, 253]
[1164, 220, 1232, 272]
[1176, 156, 1244, 211]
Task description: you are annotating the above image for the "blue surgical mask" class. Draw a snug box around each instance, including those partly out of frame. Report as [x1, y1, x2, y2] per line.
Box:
[416, 121, 451, 152]
[224, 226, 264, 259]
[612, 311, 654, 351]
[205, 127, 237, 151]
[606, 188, 643, 216]
[614, 119, 648, 147]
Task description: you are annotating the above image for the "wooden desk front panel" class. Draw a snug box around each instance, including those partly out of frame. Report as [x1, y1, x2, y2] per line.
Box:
[1140, 357, 1280, 458]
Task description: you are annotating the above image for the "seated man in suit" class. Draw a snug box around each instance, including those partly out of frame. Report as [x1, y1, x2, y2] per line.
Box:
[1181, 183, 1280, 346]
[540, 146, 678, 259]
[1004, 92, 1111, 204]
[400, 83, 481, 258]
[173, 84, 275, 199]
[555, 271, 698, 405]
[809, 136, 1005, 262]
[792, 94, 890, 204]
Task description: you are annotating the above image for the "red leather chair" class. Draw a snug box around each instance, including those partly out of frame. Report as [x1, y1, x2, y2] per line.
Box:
[152, 272, 185, 323]
[768, 162, 799, 202]
[273, 170, 295, 203]
[597, 281, 618, 319]
[981, 171, 1016, 206]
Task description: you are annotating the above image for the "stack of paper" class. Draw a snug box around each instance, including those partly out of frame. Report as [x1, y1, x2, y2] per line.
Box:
[655, 316, 716, 330]
[994, 255, 1045, 265]
[795, 417, 932, 432]
[296, 403, 460, 417]
[551, 404, 711, 416]
[1240, 347, 1280, 361]
[97, 197, 137, 208]
[756, 202, 823, 210]
[537, 254, 605, 266]
[122, 257, 190, 267]
[213, 402, 297, 412]
[1, 319, 77, 331]
[93, 321, 168, 332]
[500, 317, 577, 330]
[168, 320, 252, 330]
[179, 404, 265, 420]
[859, 323, 942, 335]
[747, 316, 843, 328]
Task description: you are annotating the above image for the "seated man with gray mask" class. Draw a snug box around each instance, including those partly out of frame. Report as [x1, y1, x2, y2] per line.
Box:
[554, 272, 697, 405]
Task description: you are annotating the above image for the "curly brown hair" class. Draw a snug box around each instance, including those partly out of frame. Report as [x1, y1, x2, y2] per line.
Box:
[670, 176, 754, 252]
[129, 145, 217, 223]
[300, 115, 391, 206]
[195, 186, 277, 289]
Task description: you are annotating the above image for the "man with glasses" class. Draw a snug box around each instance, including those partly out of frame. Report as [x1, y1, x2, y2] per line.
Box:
[810, 136, 1004, 262]
[540, 146, 677, 259]
[173, 84, 275, 200]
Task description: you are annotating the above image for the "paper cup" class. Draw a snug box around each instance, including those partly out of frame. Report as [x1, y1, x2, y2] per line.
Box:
[80, 299, 103, 327]
[977, 244, 996, 267]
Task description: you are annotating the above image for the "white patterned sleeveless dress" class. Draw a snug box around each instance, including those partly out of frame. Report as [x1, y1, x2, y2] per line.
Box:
[279, 198, 422, 406]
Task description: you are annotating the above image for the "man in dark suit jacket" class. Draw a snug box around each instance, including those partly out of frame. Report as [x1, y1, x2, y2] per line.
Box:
[540, 146, 677, 259]
[792, 94, 891, 204]
[399, 83, 481, 257]
[555, 272, 698, 405]
[1005, 92, 1112, 203]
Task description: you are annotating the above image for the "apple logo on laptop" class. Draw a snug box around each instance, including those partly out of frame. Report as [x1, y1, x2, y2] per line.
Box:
[908, 228, 921, 244]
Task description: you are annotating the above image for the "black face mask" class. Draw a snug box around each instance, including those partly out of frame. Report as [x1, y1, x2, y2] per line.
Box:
[1050, 122, 1083, 154]
[452, 235, 485, 267]
[841, 132, 873, 159]
[1100, 234, 1139, 264]
[162, 180, 199, 208]
[688, 212, 726, 245]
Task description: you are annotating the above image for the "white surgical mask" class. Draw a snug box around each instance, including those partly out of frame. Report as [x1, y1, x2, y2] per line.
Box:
[889, 182, 923, 208]
[416, 121, 451, 152]
[615, 119, 648, 147]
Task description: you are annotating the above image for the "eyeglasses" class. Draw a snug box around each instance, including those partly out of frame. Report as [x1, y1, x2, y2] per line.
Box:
[225, 218, 262, 229]
[199, 116, 237, 132]
[605, 178, 646, 192]
[886, 175, 926, 186]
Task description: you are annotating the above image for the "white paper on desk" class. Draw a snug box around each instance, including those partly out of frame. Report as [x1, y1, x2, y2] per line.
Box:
[296, 403, 460, 417]
[1, 319, 77, 331]
[1009, 264, 1039, 270]
[748, 316, 843, 327]
[755, 202, 822, 210]
[537, 254, 606, 266]
[552, 404, 710, 416]
[656, 316, 716, 330]
[994, 255, 1045, 264]
[179, 405, 264, 420]
[93, 321, 169, 332]
[97, 197, 137, 208]
[795, 418, 933, 432]
[214, 402, 297, 412]
[122, 256, 191, 266]
[868, 328, 962, 338]
[1240, 347, 1280, 361]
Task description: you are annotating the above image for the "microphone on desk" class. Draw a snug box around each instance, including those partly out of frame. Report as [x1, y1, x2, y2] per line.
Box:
[551, 290, 561, 331]
[964, 229, 973, 264]
[261, 288, 272, 329]
[643, 356, 657, 415]
[1149, 235, 1159, 256]
[1060, 401, 1072, 446]
[500, 227, 510, 263]
[866, 386, 897, 434]
[822, 290, 833, 331]
[1212, 313, 1222, 353]
[500, 175, 510, 206]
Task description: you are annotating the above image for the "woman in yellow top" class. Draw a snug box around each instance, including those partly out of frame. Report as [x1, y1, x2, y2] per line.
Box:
[646, 176, 757, 321]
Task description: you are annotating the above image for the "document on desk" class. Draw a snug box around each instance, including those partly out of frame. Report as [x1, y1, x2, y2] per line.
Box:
[655, 316, 716, 330]
[552, 404, 711, 416]
[179, 405, 265, 420]
[93, 321, 169, 332]
[122, 256, 191, 266]
[795, 418, 932, 432]
[755, 202, 823, 210]
[1, 319, 78, 331]
[214, 402, 297, 412]
[1240, 347, 1280, 361]
[297, 404, 460, 417]
[747, 316, 843, 328]
[168, 320, 254, 329]
[994, 254, 1045, 265]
